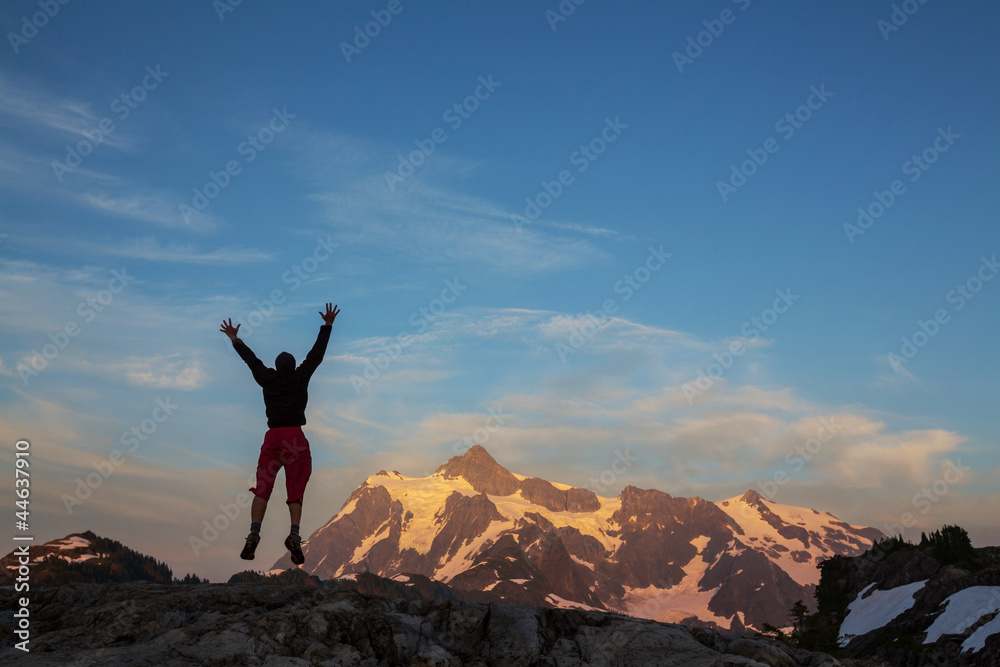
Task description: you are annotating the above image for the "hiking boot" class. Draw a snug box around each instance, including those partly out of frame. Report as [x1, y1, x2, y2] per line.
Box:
[240, 531, 260, 560]
[285, 533, 305, 565]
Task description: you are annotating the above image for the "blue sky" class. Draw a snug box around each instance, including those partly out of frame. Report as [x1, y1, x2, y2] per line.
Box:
[1, 1, 998, 581]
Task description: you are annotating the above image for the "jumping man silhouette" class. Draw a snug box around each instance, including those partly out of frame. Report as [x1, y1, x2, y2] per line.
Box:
[220, 302, 340, 564]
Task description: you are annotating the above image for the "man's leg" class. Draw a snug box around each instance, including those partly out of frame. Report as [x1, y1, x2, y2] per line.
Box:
[251, 495, 268, 525]
[241, 497, 264, 561]
[243, 434, 280, 560]
[282, 429, 311, 565]
[284, 499, 305, 565]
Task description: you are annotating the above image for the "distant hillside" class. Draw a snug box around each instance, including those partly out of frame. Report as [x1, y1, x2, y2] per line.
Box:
[228, 568, 322, 585]
[797, 525, 1000, 665]
[0, 531, 203, 585]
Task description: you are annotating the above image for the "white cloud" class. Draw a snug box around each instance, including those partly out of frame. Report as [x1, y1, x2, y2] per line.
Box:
[71, 355, 209, 390]
[288, 128, 615, 275]
[80, 192, 223, 232]
[829, 428, 963, 489]
[73, 236, 272, 265]
[0, 74, 131, 151]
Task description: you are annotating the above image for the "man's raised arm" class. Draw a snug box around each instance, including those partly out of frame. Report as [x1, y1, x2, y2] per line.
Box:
[300, 303, 339, 378]
[220, 317, 269, 385]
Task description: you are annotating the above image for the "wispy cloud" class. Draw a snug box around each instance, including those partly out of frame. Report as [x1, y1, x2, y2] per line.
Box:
[320, 305, 973, 530]
[36, 354, 209, 391]
[288, 127, 617, 275]
[104, 355, 209, 390]
[870, 354, 927, 392]
[80, 192, 222, 232]
[0, 74, 131, 151]
[74, 236, 271, 265]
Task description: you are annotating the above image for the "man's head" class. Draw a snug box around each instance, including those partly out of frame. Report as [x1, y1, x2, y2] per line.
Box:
[275, 351, 295, 374]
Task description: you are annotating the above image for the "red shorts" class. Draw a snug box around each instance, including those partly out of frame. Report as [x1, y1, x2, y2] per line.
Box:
[249, 426, 312, 504]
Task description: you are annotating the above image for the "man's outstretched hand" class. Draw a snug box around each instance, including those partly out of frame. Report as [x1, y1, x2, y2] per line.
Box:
[320, 303, 340, 326]
[220, 318, 241, 341]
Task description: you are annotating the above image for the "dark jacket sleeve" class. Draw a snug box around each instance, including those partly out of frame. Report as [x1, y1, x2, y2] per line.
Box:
[299, 325, 332, 379]
[232, 337, 270, 387]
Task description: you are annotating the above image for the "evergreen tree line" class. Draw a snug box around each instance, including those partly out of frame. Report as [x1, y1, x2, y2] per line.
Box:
[759, 525, 980, 655]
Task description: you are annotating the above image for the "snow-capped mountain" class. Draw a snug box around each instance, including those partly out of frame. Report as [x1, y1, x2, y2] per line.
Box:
[273, 446, 883, 631]
[0, 530, 176, 585]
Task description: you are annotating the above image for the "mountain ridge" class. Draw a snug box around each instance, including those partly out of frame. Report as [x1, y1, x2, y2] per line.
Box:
[273, 445, 884, 632]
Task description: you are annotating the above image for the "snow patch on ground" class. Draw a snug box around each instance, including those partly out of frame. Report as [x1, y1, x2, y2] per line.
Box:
[55, 535, 91, 550]
[489, 494, 622, 553]
[433, 527, 504, 583]
[44, 553, 98, 564]
[321, 496, 359, 531]
[923, 586, 1000, 646]
[620, 535, 733, 628]
[349, 519, 391, 565]
[839, 580, 927, 645]
[963, 614, 1000, 654]
[546, 594, 602, 611]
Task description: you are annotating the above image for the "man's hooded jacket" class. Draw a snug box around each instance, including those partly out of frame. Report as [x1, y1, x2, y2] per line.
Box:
[232, 324, 331, 428]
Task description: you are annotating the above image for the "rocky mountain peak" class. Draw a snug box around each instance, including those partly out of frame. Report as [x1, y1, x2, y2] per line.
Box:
[433, 445, 520, 495]
[738, 489, 766, 506]
[286, 448, 885, 634]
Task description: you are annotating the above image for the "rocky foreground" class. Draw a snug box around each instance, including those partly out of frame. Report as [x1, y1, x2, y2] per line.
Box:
[0, 581, 881, 666]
